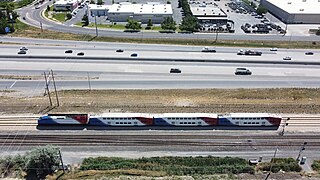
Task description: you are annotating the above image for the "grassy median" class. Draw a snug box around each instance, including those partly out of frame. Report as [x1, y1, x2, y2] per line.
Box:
[10, 20, 320, 49]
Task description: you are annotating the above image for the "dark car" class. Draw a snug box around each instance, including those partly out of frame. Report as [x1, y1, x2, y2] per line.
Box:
[116, 49, 124, 52]
[77, 52, 84, 56]
[130, 53, 138, 57]
[20, 47, 28, 51]
[65, 50, 73, 53]
[170, 68, 181, 73]
[18, 50, 27, 54]
[305, 52, 314, 55]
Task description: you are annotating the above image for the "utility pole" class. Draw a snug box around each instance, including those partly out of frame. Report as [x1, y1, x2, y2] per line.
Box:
[58, 149, 66, 174]
[44, 71, 53, 107]
[87, 72, 91, 91]
[51, 69, 60, 107]
[215, 30, 218, 42]
[280, 117, 289, 136]
[94, 16, 98, 37]
[40, 21, 43, 32]
[296, 142, 307, 162]
[265, 147, 278, 180]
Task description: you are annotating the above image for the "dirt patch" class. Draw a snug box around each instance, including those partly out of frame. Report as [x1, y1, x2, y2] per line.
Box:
[1, 88, 320, 114]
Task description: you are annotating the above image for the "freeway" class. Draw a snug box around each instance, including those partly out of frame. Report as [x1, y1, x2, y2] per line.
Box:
[16, 1, 320, 42]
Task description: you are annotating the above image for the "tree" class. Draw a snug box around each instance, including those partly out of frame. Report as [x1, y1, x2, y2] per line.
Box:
[66, 13, 72, 20]
[46, 5, 50, 12]
[0, 17, 9, 34]
[125, 18, 141, 30]
[147, 19, 153, 27]
[25, 145, 60, 179]
[250, 1, 257, 9]
[179, 15, 199, 32]
[82, 14, 89, 26]
[97, 0, 103, 5]
[90, 0, 95, 4]
[161, 17, 176, 31]
[256, 5, 268, 15]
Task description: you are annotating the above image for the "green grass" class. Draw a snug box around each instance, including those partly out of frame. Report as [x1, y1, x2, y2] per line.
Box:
[312, 160, 320, 171]
[86, 23, 126, 30]
[14, 0, 35, 8]
[52, 12, 67, 22]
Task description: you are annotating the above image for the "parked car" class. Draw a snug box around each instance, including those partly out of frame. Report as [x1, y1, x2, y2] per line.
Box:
[270, 47, 278, 51]
[116, 49, 124, 53]
[283, 56, 291, 60]
[77, 52, 84, 56]
[305, 52, 314, 55]
[235, 68, 252, 75]
[20, 47, 28, 51]
[170, 68, 181, 73]
[130, 53, 138, 57]
[18, 50, 27, 54]
[65, 50, 73, 53]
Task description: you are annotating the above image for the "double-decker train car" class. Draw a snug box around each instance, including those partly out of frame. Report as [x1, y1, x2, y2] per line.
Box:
[88, 113, 153, 126]
[38, 113, 282, 128]
[38, 114, 89, 125]
[218, 113, 281, 126]
[153, 113, 218, 126]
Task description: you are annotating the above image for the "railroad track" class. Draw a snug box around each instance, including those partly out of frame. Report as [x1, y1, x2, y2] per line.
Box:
[0, 115, 320, 127]
[0, 134, 319, 147]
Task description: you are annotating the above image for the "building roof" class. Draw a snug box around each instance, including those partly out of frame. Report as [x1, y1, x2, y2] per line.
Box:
[88, 4, 111, 10]
[266, 0, 320, 14]
[190, 4, 226, 17]
[89, 2, 173, 15]
[54, 0, 78, 5]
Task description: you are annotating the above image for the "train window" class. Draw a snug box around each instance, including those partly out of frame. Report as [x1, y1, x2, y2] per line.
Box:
[116, 122, 119, 124]
[240, 118, 244, 120]
[262, 122, 265, 124]
[198, 122, 201, 124]
[249, 118, 252, 120]
[128, 122, 131, 124]
[188, 122, 191, 124]
[108, 122, 111, 124]
[172, 122, 175, 124]
[255, 122, 259, 124]
[134, 122, 137, 124]
[168, 118, 171, 120]
[244, 122, 247, 124]
[120, 122, 123, 124]
[103, 118, 106, 120]
[245, 118, 248, 120]
[179, 122, 183, 124]
[192, 122, 195, 124]
[124, 122, 127, 124]
[235, 122, 239, 124]
[248, 122, 251, 124]
[232, 118, 235, 120]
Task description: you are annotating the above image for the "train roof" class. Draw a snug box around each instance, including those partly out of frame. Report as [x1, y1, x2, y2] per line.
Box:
[92, 113, 153, 117]
[155, 113, 218, 117]
[219, 113, 281, 117]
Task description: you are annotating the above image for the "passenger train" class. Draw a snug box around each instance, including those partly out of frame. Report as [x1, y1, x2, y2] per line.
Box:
[38, 113, 282, 127]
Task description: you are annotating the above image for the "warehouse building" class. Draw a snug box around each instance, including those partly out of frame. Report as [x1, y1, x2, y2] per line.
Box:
[89, 2, 173, 24]
[261, 0, 320, 24]
[53, 0, 80, 11]
[189, 1, 228, 24]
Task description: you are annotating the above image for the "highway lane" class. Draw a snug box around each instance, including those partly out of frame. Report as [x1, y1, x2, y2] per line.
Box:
[16, 2, 320, 42]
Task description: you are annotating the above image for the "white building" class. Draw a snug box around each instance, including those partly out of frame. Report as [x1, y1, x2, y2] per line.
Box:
[190, 2, 227, 24]
[89, 2, 173, 24]
[53, 0, 80, 11]
[261, 0, 320, 24]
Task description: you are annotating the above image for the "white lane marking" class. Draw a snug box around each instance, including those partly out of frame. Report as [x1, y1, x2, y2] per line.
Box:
[9, 80, 17, 89]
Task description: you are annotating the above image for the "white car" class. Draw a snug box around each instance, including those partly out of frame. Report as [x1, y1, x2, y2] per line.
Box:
[270, 47, 278, 51]
[283, 56, 291, 60]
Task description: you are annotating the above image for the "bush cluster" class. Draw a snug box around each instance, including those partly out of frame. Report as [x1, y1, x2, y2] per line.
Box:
[311, 160, 320, 171]
[80, 156, 254, 175]
[258, 158, 302, 173]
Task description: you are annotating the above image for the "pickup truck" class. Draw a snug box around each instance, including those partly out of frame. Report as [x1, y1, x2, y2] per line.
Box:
[201, 47, 216, 53]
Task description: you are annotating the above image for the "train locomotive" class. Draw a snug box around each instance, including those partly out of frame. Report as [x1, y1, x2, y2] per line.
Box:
[38, 113, 281, 127]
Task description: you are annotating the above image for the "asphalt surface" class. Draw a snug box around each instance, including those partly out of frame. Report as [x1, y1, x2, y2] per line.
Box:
[16, 1, 320, 42]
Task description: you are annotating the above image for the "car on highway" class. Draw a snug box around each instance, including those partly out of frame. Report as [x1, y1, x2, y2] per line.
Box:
[20, 47, 28, 51]
[130, 53, 138, 57]
[18, 50, 27, 54]
[170, 68, 182, 73]
[201, 47, 216, 53]
[283, 56, 291, 60]
[35, 6, 40, 9]
[77, 52, 84, 56]
[270, 47, 278, 51]
[65, 50, 73, 53]
[116, 49, 124, 52]
[235, 68, 252, 75]
[305, 51, 314, 55]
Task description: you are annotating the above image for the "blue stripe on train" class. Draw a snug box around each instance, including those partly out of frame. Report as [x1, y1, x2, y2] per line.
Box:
[38, 117, 58, 125]
[153, 118, 172, 126]
[218, 118, 235, 126]
[88, 118, 109, 126]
